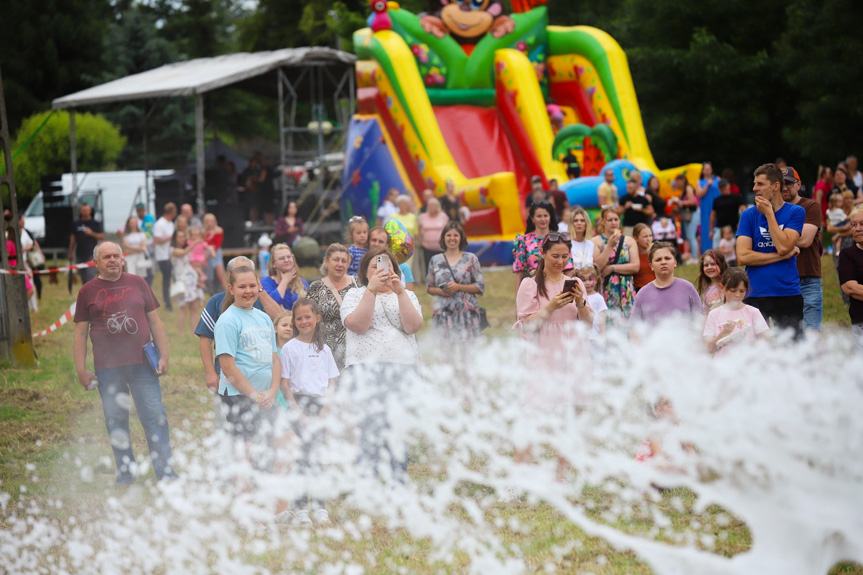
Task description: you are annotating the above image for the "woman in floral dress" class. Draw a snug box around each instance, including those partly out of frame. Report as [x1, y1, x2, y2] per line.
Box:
[591, 207, 638, 323]
[512, 201, 565, 293]
[427, 222, 486, 342]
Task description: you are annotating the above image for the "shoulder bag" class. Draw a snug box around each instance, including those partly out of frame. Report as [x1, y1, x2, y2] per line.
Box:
[440, 254, 490, 331]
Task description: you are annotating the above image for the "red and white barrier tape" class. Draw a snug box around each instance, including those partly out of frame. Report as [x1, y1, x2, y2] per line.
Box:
[32, 302, 76, 338]
[0, 260, 97, 275]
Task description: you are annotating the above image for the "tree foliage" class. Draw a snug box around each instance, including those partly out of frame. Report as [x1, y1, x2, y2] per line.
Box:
[2, 0, 862, 188]
[92, 4, 196, 169]
[0, 0, 112, 133]
[6, 111, 126, 200]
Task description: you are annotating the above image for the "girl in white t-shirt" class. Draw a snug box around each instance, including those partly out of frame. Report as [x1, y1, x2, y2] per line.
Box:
[575, 264, 607, 344]
[278, 298, 339, 526]
[704, 269, 770, 355]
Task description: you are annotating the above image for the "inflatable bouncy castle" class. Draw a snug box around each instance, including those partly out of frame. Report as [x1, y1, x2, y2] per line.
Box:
[341, 0, 701, 263]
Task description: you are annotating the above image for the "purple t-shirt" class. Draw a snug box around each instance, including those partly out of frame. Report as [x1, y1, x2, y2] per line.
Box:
[629, 278, 704, 325]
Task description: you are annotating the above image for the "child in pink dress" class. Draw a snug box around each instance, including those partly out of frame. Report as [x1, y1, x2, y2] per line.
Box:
[187, 227, 210, 288]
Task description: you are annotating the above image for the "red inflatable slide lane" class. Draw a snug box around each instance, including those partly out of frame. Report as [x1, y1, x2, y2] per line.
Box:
[433, 105, 531, 192]
[434, 105, 532, 235]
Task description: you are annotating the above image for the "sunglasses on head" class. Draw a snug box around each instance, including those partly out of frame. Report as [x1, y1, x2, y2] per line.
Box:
[348, 215, 365, 222]
[543, 231, 571, 246]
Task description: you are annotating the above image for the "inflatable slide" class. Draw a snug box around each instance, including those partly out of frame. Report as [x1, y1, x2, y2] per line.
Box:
[341, 1, 700, 262]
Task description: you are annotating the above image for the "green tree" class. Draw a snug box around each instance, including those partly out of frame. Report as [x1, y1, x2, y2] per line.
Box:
[0, 0, 112, 135]
[776, 0, 863, 171]
[94, 5, 196, 169]
[609, 0, 789, 173]
[7, 111, 126, 200]
[238, 0, 365, 51]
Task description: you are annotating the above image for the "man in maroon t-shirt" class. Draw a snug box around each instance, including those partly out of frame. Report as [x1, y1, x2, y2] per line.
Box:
[73, 241, 176, 484]
[781, 166, 823, 332]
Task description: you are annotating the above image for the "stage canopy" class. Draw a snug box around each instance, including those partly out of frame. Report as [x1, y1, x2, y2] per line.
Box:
[51, 47, 356, 210]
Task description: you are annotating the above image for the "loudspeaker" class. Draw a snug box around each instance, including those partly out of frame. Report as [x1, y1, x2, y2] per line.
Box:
[43, 206, 73, 248]
[153, 176, 185, 215]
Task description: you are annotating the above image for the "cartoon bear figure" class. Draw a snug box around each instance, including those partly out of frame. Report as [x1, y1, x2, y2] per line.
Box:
[420, 0, 515, 44]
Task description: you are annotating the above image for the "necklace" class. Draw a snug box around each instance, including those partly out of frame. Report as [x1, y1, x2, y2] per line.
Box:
[546, 274, 565, 283]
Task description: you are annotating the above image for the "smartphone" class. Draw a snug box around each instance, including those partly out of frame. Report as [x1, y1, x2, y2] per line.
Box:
[562, 279, 578, 294]
[375, 254, 390, 272]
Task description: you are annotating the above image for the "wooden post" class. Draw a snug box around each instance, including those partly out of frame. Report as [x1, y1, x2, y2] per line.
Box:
[0, 64, 37, 367]
[195, 93, 205, 215]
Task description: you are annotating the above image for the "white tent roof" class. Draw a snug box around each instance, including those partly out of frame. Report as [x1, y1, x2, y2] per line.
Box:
[52, 47, 356, 109]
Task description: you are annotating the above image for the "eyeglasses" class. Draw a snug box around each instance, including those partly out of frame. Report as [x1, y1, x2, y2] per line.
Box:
[275, 255, 294, 262]
[348, 215, 365, 222]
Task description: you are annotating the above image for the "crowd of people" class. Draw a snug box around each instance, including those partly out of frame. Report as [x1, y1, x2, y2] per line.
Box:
[4, 155, 857, 527]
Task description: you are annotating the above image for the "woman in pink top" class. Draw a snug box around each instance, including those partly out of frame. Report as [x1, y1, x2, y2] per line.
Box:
[509, 231, 593, 491]
[417, 196, 449, 281]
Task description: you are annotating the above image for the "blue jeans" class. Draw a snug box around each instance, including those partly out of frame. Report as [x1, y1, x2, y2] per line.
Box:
[799, 277, 823, 332]
[853, 324, 863, 352]
[684, 207, 700, 258]
[158, 259, 173, 310]
[95, 363, 176, 483]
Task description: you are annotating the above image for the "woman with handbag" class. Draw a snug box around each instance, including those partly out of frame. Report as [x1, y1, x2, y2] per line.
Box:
[592, 207, 639, 324]
[426, 221, 486, 343]
[308, 243, 357, 370]
[121, 216, 151, 278]
[171, 228, 205, 335]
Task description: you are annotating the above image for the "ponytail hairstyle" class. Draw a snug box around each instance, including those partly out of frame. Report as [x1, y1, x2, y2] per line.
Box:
[222, 265, 257, 313]
[535, 232, 572, 299]
[346, 215, 369, 246]
[291, 297, 325, 352]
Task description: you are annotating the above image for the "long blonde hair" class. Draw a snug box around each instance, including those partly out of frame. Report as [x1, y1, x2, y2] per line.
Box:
[567, 206, 593, 241]
[268, 243, 307, 299]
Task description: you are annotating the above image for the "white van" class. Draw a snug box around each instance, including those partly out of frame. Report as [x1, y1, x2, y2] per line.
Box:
[23, 170, 173, 242]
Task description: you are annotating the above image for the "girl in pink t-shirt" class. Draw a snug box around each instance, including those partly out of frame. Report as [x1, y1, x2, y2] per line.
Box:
[703, 268, 769, 355]
[187, 227, 211, 287]
[695, 249, 728, 313]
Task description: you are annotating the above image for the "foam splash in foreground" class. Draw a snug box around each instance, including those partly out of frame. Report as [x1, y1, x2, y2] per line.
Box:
[1, 319, 862, 574]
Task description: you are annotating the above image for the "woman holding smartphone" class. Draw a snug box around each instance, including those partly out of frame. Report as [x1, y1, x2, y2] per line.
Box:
[340, 247, 423, 483]
[516, 231, 594, 344]
[507, 232, 594, 497]
[426, 221, 486, 343]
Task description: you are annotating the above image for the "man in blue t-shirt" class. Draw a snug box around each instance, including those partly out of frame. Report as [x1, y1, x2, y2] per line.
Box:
[736, 163, 806, 336]
[195, 256, 282, 428]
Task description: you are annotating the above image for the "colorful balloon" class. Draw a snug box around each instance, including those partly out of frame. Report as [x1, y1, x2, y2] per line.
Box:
[384, 218, 414, 264]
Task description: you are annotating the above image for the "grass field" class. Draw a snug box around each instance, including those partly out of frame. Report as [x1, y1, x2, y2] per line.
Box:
[0, 256, 859, 574]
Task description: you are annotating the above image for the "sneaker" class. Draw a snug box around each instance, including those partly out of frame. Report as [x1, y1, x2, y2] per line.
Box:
[497, 487, 523, 503]
[274, 510, 292, 525]
[311, 509, 330, 524]
[293, 509, 313, 527]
